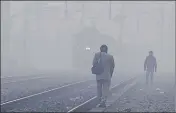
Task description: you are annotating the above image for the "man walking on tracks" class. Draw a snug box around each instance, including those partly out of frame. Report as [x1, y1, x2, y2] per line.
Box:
[92, 45, 115, 107]
[144, 51, 157, 85]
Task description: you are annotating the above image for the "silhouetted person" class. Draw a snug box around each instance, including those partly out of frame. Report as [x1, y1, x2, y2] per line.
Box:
[92, 45, 115, 107]
[144, 51, 157, 85]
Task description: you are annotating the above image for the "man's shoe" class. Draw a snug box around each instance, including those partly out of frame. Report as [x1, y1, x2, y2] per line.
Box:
[98, 102, 106, 108]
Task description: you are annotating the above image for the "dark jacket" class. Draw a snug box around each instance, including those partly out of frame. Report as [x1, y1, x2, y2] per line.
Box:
[93, 52, 115, 80]
[144, 55, 157, 72]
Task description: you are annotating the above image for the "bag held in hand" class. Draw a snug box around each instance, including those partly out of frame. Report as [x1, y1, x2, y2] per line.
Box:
[91, 53, 104, 75]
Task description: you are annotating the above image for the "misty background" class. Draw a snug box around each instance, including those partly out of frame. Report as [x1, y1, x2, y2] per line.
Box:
[1, 1, 175, 77]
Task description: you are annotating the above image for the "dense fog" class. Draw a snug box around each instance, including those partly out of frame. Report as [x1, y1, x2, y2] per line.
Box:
[1, 1, 175, 77]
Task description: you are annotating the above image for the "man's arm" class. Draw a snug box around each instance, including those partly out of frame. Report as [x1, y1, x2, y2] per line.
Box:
[154, 57, 157, 72]
[110, 56, 115, 77]
[144, 57, 147, 71]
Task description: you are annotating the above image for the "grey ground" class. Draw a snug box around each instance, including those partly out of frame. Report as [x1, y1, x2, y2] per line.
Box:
[1, 71, 130, 112]
[105, 73, 175, 112]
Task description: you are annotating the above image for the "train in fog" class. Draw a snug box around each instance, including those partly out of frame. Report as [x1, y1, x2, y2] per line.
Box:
[72, 25, 119, 71]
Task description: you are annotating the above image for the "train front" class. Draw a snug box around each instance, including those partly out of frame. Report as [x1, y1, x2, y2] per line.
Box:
[72, 26, 118, 72]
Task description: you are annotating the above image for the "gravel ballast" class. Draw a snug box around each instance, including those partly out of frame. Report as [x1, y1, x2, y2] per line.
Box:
[105, 74, 175, 112]
[1, 73, 130, 112]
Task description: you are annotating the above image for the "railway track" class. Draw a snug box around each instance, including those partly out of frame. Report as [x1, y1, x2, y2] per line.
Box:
[1, 74, 138, 112]
[1, 73, 52, 84]
[68, 76, 138, 112]
[1, 79, 94, 112]
[1, 70, 84, 84]
[1, 80, 92, 105]
[1, 72, 94, 103]
[1, 76, 49, 84]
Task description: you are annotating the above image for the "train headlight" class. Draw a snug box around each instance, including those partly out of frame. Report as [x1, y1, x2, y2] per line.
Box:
[85, 47, 91, 51]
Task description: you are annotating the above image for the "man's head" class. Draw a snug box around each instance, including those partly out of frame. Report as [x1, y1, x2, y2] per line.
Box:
[100, 44, 108, 53]
[149, 51, 153, 56]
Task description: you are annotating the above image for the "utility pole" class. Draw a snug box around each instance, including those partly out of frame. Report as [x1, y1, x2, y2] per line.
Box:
[109, 0, 112, 20]
[34, 2, 43, 26]
[112, 3, 126, 73]
[65, 0, 68, 19]
[81, 3, 85, 24]
[136, 13, 141, 40]
[118, 3, 125, 51]
[1, 1, 11, 55]
[1, 1, 11, 75]
[160, 5, 164, 60]
[113, 3, 126, 53]
[23, 3, 31, 75]
[136, 12, 148, 40]
[159, 4, 164, 74]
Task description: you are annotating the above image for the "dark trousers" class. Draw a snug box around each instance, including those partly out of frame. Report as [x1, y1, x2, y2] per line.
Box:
[146, 71, 154, 85]
[96, 79, 111, 103]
